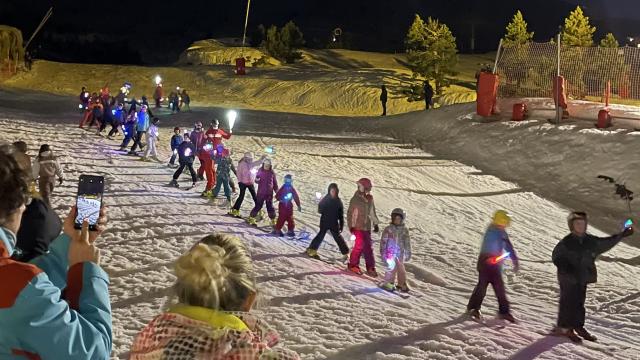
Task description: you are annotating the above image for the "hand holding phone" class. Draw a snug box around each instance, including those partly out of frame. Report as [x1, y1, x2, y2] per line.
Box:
[74, 175, 105, 231]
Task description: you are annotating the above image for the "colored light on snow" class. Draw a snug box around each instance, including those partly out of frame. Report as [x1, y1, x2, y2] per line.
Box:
[184, 148, 192, 157]
[154, 75, 162, 85]
[227, 110, 237, 130]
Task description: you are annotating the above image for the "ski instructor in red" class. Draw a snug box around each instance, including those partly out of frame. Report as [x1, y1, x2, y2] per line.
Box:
[347, 178, 380, 277]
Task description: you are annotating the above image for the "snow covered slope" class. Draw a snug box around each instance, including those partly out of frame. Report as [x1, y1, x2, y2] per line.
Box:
[2, 107, 640, 359]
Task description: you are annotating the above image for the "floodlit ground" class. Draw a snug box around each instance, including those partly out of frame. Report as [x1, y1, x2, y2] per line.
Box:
[2, 89, 640, 359]
[2, 46, 492, 116]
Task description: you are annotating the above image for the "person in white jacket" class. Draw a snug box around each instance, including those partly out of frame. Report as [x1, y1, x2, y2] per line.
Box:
[142, 118, 160, 162]
[379, 208, 412, 293]
[32, 144, 64, 205]
[229, 152, 266, 217]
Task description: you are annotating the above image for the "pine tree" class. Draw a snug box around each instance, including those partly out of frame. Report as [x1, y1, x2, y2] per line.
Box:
[503, 10, 534, 46]
[599, 33, 619, 48]
[263, 22, 305, 63]
[562, 6, 596, 47]
[405, 15, 458, 95]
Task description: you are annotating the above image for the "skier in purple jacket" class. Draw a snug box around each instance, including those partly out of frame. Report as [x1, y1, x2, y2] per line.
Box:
[247, 159, 278, 226]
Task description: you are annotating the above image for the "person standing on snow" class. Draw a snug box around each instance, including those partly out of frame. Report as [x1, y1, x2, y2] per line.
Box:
[129, 105, 150, 155]
[380, 85, 388, 116]
[169, 133, 197, 189]
[247, 159, 278, 227]
[466, 210, 519, 323]
[424, 81, 434, 110]
[32, 144, 64, 206]
[551, 211, 633, 343]
[168, 127, 183, 167]
[142, 117, 160, 162]
[107, 103, 127, 139]
[229, 152, 266, 217]
[79, 86, 90, 110]
[347, 178, 380, 277]
[181, 89, 191, 112]
[211, 148, 237, 208]
[119, 113, 138, 151]
[273, 174, 301, 237]
[379, 208, 412, 293]
[153, 84, 163, 108]
[306, 183, 350, 261]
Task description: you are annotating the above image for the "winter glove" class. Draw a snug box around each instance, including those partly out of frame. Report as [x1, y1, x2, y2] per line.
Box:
[58, 178, 64, 186]
[373, 224, 380, 233]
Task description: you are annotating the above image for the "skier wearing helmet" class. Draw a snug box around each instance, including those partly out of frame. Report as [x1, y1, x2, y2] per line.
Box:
[347, 178, 380, 277]
[379, 208, 412, 292]
[247, 159, 278, 226]
[466, 210, 519, 323]
[551, 211, 633, 343]
[190, 122, 207, 181]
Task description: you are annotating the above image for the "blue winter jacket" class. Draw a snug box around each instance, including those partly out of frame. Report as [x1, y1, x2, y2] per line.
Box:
[170, 134, 183, 151]
[136, 110, 150, 132]
[0, 227, 112, 359]
[477, 224, 519, 270]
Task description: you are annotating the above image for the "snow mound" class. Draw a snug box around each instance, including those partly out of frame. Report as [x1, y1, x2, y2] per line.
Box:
[176, 39, 280, 67]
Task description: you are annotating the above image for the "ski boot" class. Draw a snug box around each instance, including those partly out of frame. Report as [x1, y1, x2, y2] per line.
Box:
[397, 283, 411, 293]
[380, 282, 396, 292]
[229, 208, 241, 217]
[467, 309, 482, 321]
[141, 157, 151, 162]
[575, 327, 597, 342]
[272, 230, 285, 237]
[201, 190, 213, 198]
[246, 217, 258, 226]
[348, 266, 363, 275]
[270, 218, 277, 227]
[286, 230, 296, 238]
[498, 312, 516, 323]
[168, 179, 179, 188]
[305, 248, 320, 260]
[127, 150, 138, 156]
[366, 268, 379, 278]
[552, 327, 582, 343]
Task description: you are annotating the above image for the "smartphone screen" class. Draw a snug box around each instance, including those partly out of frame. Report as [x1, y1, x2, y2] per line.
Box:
[75, 175, 105, 230]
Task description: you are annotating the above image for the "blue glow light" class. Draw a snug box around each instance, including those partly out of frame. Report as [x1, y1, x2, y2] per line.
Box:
[284, 193, 293, 201]
[625, 219, 633, 229]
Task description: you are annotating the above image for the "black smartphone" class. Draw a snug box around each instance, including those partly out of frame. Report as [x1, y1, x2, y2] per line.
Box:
[74, 175, 105, 230]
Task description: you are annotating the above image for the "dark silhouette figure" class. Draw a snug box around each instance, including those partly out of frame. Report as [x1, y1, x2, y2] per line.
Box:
[380, 85, 388, 116]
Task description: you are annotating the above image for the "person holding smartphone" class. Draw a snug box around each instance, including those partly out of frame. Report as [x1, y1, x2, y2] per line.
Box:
[0, 146, 112, 359]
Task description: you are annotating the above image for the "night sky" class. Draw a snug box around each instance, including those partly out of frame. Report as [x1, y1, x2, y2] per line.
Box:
[1, 0, 638, 65]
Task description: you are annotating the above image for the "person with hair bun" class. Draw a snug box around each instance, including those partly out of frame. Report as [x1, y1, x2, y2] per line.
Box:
[130, 233, 300, 359]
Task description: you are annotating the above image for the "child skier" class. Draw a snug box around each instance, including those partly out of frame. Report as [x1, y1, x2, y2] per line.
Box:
[273, 174, 301, 237]
[169, 133, 197, 189]
[32, 144, 64, 206]
[552, 211, 633, 342]
[211, 148, 237, 207]
[229, 152, 265, 217]
[168, 127, 183, 167]
[142, 117, 160, 162]
[247, 159, 278, 226]
[379, 208, 412, 292]
[306, 183, 350, 261]
[347, 178, 380, 277]
[107, 102, 127, 139]
[466, 210, 519, 323]
[119, 113, 137, 151]
[129, 105, 149, 155]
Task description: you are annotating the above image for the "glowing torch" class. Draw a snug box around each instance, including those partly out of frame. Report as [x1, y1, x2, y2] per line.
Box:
[154, 75, 162, 85]
[227, 110, 238, 130]
[488, 252, 511, 265]
[264, 146, 275, 154]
